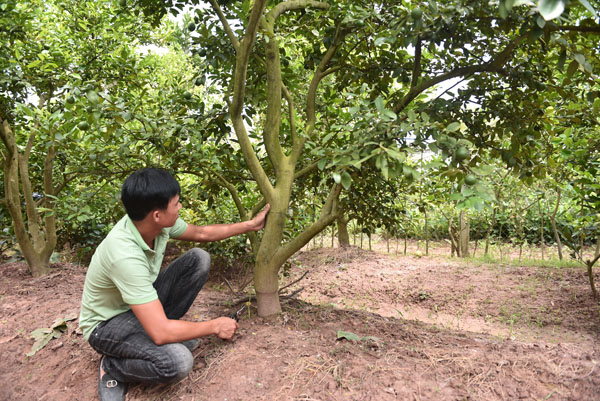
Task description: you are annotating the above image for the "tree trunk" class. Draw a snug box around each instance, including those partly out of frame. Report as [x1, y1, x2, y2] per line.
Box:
[448, 219, 458, 257]
[538, 197, 545, 260]
[337, 215, 350, 247]
[331, 226, 334, 247]
[1, 118, 56, 277]
[485, 206, 497, 257]
[252, 185, 341, 316]
[551, 188, 563, 260]
[424, 207, 429, 256]
[459, 210, 470, 258]
[586, 261, 598, 300]
[254, 259, 282, 316]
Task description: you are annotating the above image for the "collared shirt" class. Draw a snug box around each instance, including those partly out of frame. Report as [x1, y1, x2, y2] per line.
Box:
[78, 215, 187, 340]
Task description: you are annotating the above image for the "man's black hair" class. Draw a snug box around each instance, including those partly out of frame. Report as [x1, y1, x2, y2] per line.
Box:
[121, 168, 181, 221]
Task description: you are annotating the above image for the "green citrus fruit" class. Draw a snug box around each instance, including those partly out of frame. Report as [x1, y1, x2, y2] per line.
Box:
[66, 96, 75, 104]
[464, 174, 477, 186]
[455, 146, 469, 161]
[183, 91, 192, 100]
[411, 8, 423, 20]
[78, 121, 90, 130]
[188, 22, 196, 32]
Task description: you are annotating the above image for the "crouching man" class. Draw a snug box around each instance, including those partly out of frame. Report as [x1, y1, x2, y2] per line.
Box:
[78, 168, 269, 401]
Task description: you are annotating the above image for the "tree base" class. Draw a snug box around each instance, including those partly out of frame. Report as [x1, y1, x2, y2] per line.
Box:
[256, 291, 282, 316]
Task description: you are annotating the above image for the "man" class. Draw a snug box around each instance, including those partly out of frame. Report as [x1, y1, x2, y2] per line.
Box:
[78, 168, 269, 401]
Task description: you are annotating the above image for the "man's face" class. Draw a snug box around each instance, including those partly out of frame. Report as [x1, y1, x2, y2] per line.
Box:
[157, 194, 181, 227]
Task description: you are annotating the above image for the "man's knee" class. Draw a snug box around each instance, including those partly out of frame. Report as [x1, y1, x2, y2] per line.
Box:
[188, 248, 210, 276]
[158, 343, 194, 384]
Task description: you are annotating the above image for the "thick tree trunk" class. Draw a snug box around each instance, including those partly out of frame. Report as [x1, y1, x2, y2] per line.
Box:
[551, 188, 563, 260]
[254, 260, 282, 316]
[1, 118, 55, 277]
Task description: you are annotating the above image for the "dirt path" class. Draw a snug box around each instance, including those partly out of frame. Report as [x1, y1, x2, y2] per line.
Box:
[0, 245, 598, 400]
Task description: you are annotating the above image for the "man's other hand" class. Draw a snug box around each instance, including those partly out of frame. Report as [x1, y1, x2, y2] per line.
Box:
[212, 317, 239, 340]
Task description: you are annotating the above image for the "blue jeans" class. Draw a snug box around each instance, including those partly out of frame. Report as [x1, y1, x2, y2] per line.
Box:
[88, 248, 210, 384]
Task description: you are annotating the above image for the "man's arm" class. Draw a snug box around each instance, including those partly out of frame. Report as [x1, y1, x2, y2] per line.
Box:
[130, 299, 238, 345]
[176, 204, 270, 242]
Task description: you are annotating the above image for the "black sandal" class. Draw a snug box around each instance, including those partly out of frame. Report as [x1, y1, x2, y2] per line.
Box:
[98, 356, 128, 401]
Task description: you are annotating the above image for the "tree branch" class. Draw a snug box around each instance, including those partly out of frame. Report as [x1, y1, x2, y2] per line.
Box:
[271, 183, 342, 267]
[411, 35, 422, 89]
[207, 0, 240, 52]
[263, 36, 286, 173]
[266, 0, 328, 24]
[304, 26, 348, 152]
[393, 32, 529, 114]
[228, 0, 275, 202]
[282, 84, 298, 148]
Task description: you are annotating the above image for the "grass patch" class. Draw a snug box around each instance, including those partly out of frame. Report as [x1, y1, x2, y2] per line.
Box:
[468, 254, 581, 269]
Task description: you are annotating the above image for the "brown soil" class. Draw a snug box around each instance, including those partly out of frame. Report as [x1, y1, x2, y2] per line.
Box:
[0, 242, 599, 401]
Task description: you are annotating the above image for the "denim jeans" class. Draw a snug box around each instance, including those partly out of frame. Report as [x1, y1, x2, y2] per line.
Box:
[88, 248, 210, 384]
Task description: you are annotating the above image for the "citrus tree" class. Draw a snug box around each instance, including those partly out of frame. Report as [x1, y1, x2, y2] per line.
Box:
[0, 0, 205, 275]
[129, 0, 600, 316]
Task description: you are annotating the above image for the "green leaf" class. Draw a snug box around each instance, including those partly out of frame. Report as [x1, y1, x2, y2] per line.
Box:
[374, 97, 384, 113]
[341, 171, 352, 190]
[503, 0, 518, 12]
[573, 53, 586, 66]
[499, 2, 509, 18]
[566, 60, 579, 77]
[557, 50, 567, 71]
[573, 53, 593, 73]
[26, 328, 54, 357]
[337, 330, 361, 341]
[446, 122, 461, 132]
[86, 90, 100, 105]
[25, 315, 73, 358]
[333, 172, 341, 184]
[538, 0, 566, 21]
[384, 148, 406, 162]
[317, 159, 327, 170]
[374, 37, 388, 46]
[536, 16, 546, 28]
[470, 164, 494, 176]
[449, 193, 463, 201]
[27, 59, 42, 69]
[577, 0, 598, 18]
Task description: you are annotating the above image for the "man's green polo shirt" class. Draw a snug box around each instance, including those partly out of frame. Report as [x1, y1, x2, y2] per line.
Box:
[78, 215, 188, 340]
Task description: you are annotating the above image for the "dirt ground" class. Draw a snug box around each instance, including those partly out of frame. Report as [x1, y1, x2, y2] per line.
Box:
[0, 241, 598, 401]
